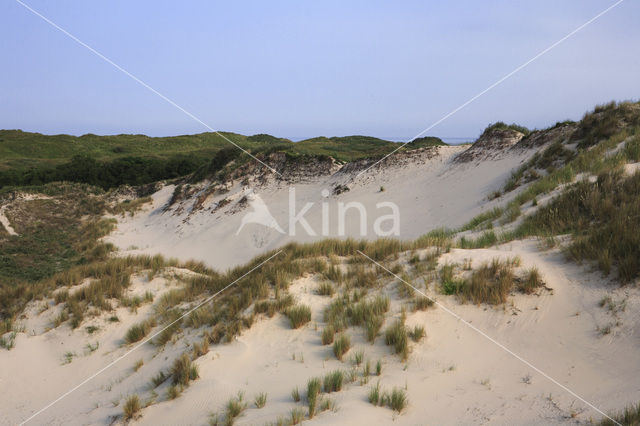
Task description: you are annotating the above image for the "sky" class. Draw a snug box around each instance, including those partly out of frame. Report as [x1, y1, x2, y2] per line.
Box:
[1, 0, 639, 142]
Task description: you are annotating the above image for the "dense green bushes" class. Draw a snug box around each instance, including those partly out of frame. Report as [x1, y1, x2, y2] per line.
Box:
[0, 154, 204, 190]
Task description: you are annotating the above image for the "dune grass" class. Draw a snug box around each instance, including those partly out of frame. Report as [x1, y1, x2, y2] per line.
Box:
[333, 333, 351, 360]
[516, 170, 640, 283]
[284, 304, 312, 328]
[123, 395, 141, 420]
[125, 319, 156, 344]
[171, 353, 198, 386]
[384, 318, 409, 360]
[322, 370, 344, 393]
[599, 402, 640, 425]
[306, 377, 322, 418]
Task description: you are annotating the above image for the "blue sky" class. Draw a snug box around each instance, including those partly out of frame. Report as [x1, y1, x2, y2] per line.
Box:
[1, 0, 638, 141]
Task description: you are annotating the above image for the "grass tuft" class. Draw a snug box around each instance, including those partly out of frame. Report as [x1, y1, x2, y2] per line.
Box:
[333, 333, 351, 360]
[123, 395, 141, 420]
[285, 304, 312, 329]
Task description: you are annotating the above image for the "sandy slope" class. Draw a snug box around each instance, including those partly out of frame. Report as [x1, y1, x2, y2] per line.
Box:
[4, 143, 640, 425]
[3, 240, 639, 425]
[106, 146, 532, 271]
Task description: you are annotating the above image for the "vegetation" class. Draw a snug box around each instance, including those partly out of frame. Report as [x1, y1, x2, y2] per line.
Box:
[384, 318, 409, 360]
[284, 304, 312, 328]
[481, 122, 530, 136]
[123, 395, 141, 420]
[333, 333, 351, 360]
[224, 391, 247, 424]
[0, 130, 449, 190]
[306, 377, 322, 418]
[323, 370, 344, 393]
[291, 387, 301, 402]
[368, 384, 408, 413]
[517, 170, 640, 282]
[599, 402, 640, 425]
[171, 353, 198, 386]
[125, 319, 156, 344]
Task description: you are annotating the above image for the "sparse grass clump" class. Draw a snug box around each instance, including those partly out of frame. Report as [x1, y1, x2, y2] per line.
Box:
[408, 325, 426, 342]
[388, 387, 409, 413]
[306, 377, 322, 418]
[125, 319, 155, 344]
[333, 333, 351, 360]
[323, 370, 344, 393]
[384, 319, 408, 360]
[518, 267, 544, 294]
[253, 392, 267, 408]
[321, 325, 335, 345]
[290, 407, 306, 425]
[365, 314, 384, 343]
[171, 353, 198, 386]
[599, 401, 640, 425]
[291, 387, 301, 402]
[369, 384, 408, 413]
[316, 282, 335, 296]
[285, 304, 312, 329]
[151, 370, 167, 388]
[368, 382, 381, 405]
[133, 359, 144, 372]
[413, 295, 434, 311]
[123, 394, 141, 420]
[225, 391, 247, 423]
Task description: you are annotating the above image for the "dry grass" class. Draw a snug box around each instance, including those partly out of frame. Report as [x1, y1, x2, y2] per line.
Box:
[284, 304, 312, 328]
[123, 395, 141, 420]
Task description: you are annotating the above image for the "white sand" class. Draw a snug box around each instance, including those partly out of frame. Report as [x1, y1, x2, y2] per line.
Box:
[106, 146, 532, 271]
[3, 240, 639, 425]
